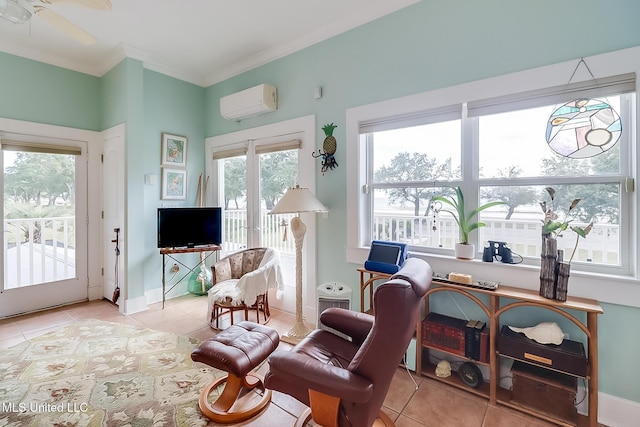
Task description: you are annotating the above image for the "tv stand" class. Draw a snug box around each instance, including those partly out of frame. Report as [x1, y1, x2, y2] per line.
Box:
[160, 244, 221, 308]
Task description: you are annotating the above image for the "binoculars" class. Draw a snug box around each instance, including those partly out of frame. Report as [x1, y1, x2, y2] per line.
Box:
[483, 241, 513, 263]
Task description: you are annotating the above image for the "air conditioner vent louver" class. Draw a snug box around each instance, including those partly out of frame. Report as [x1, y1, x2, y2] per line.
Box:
[316, 282, 352, 340]
[220, 84, 277, 120]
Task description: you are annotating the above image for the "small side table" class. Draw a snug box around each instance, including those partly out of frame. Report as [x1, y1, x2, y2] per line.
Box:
[357, 268, 391, 315]
[160, 245, 221, 308]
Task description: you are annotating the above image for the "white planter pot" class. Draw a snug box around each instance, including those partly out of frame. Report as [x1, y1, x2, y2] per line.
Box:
[455, 243, 475, 260]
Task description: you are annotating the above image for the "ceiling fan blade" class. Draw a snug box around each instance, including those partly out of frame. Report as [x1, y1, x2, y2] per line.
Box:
[41, 0, 112, 11]
[35, 7, 97, 45]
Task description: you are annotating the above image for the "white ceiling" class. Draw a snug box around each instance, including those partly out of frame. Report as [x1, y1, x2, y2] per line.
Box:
[0, 0, 419, 87]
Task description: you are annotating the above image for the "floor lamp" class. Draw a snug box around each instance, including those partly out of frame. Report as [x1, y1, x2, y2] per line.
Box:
[270, 185, 328, 344]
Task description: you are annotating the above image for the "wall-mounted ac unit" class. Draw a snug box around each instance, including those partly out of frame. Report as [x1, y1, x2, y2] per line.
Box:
[220, 83, 277, 120]
[317, 282, 352, 339]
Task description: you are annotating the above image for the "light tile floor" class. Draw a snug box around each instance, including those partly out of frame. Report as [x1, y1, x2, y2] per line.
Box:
[0, 295, 564, 426]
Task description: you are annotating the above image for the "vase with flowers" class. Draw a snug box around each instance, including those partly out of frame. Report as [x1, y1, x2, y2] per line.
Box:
[539, 187, 593, 301]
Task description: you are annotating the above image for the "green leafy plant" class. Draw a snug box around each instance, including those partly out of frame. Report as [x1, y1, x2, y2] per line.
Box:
[539, 187, 593, 263]
[431, 186, 506, 244]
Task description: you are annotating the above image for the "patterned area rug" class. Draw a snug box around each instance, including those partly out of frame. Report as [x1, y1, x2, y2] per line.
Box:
[0, 319, 226, 426]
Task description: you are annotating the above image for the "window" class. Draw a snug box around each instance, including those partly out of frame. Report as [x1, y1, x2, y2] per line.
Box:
[364, 118, 461, 249]
[2, 141, 83, 288]
[348, 66, 637, 277]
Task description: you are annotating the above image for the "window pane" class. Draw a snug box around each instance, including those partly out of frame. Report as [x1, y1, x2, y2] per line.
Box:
[478, 96, 622, 179]
[372, 120, 461, 182]
[372, 186, 470, 250]
[4, 151, 77, 288]
[259, 149, 298, 253]
[372, 187, 433, 245]
[222, 155, 247, 252]
[479, 184, 620, 266]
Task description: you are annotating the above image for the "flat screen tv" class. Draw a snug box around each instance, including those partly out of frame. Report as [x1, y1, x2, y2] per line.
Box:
[157, 207, 222, 248]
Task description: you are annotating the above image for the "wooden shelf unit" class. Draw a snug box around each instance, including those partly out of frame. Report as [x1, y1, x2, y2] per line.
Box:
[416, 279, 603, 427]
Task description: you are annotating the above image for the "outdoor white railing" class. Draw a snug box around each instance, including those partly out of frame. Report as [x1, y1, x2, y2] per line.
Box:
[223, 209, 619, 264]
[373, 214, 620, 265]
[3, 211, 616, 290]
[223, 210, 296, 255]
[3, 217, 76, 288]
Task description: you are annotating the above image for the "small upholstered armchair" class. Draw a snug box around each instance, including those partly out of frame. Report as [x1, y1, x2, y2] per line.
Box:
[207, 247, 283, 329]
[265, 257, 432, 427]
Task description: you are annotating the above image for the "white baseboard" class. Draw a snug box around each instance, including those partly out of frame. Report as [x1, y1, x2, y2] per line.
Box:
[145, 286, 190, 306]
[145, 287, 163, 305]
[598, 392, 640, 427]
[121, 295, 148, 315]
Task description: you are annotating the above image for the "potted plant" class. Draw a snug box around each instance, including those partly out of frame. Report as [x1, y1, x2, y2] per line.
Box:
[432, 187, 506, 259]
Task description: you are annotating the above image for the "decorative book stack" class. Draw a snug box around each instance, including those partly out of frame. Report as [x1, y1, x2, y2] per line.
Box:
[422, 313, 488, 361]
[465, 320, 487, 361]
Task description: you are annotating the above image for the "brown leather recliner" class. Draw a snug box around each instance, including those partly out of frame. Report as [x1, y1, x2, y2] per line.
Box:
[264, 257, 432, 427]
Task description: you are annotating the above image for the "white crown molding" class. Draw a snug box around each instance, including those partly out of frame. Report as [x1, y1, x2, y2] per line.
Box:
[1, 0, 419, 86]
[141, 60, 206, 87]
[94, 43, 151, 76]
[0, 39, 98, 75]
[95, 43, 207, 85]
[202, 0, 420, 87]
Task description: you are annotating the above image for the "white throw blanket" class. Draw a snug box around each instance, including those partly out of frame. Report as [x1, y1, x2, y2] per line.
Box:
[207, 248, 284, 322]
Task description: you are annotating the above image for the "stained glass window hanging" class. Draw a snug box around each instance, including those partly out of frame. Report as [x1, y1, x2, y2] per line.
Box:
[545, 59, 622, 159]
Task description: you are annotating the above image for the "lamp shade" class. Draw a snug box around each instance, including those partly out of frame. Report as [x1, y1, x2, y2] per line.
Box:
[270, 185, 328, 214]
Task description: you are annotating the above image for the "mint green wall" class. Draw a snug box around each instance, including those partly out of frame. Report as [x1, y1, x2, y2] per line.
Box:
[100, 59, 130, 130]
[124, 60, 146, 300]
[204, 0, 640, 403]
[101, 61, 207, 300]
[142, 70, 206, 295]
[0, 52, 100, 130]
[100, 58, 148, 300]
[598, 303, 639, 398]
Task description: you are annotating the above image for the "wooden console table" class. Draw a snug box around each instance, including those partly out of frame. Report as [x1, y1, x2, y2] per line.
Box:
[417, 280, 603, 427]
[160, 245, 221, 308]
[356, 268, 604, 426]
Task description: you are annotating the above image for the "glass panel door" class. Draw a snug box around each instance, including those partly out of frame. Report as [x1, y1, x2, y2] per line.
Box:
[217, 145, 299, 313]
[0, 146, 87, 317]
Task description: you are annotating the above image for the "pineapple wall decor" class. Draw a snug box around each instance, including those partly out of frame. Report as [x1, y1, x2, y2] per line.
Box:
[313, 123, 339, 174]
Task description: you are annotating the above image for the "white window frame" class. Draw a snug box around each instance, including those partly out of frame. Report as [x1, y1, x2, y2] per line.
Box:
[346, 47, 640, 307]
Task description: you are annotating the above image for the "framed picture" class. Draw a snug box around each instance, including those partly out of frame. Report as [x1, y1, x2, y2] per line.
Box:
[162, 168, 187, 200]
[161, 133, 187, 167]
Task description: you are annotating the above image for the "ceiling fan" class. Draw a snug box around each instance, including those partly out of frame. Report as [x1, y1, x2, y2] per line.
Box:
[0, 0, 111, 45]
